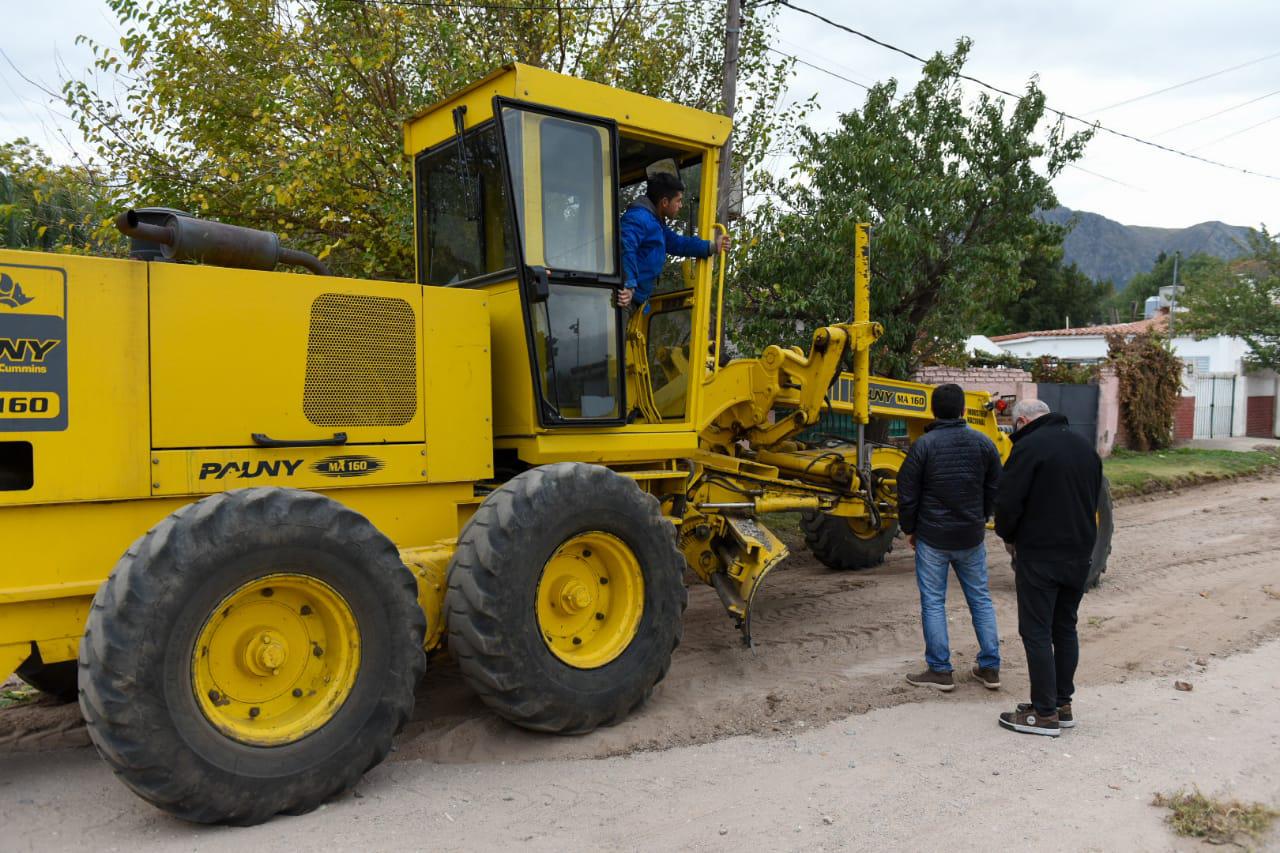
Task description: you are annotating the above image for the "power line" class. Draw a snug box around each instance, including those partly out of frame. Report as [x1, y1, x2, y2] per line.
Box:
[771, 43, 1137, 189]
[1154, 87, 1280, 137]
[767, 46, 869, 90]
[777, 0, 1280, 183]
[1087, 50, 1280, 115]
[1064, 162, 1145, 191]
[1192, 111, 1280, 152]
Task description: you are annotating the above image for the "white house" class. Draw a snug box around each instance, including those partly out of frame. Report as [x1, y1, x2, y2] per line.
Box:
[990, 311, 1279, 440]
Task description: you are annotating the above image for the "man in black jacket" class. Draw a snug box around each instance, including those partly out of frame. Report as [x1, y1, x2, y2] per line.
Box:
[897, 384, 1004, 692]
[995, 399, 1102, 737]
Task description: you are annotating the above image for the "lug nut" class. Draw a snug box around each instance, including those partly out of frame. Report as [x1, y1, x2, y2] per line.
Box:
[292, 688, 303, 698]
[300, 605, 312, 616]
[595, 612, 604, 621]
[599, 577, 609, 585]
[313, 645, 324, 657]
[262, 588, 274, 597]
[249, 707, 260, 718]
[572, 637, 582, 645]
[583, 549, 592, 558]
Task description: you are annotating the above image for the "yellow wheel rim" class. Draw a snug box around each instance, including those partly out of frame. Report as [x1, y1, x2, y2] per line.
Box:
[536, 532, 644, 669]
[192, 573, 360, 747]
[847, 517, 885, 540]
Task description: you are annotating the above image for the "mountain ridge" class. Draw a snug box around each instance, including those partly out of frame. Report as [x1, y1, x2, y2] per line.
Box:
[1041, 206, 1254, 287]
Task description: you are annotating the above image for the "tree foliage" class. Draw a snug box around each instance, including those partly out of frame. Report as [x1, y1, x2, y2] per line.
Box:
[1179, 228, 1280, 370]
[62, 0, 790, 279]
[981, 243, 1112, 335]
[0, 139, 116, 253]
[1107, 329, 1183, 451]
[729, 40, 1091, 379]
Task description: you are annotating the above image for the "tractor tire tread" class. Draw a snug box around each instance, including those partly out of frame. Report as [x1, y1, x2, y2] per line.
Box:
[445, 463, 685, 734]
[78, 488, 425, 825]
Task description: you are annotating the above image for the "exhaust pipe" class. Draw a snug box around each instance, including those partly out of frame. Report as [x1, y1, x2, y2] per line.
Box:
[115, 209, 330, 276]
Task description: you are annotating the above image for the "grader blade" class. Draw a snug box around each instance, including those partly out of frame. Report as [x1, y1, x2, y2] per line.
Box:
[709, 515, 788, 647]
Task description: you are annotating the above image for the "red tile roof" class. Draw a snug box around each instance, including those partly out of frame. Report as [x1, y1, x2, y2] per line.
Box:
[989, 312, 1168, 342]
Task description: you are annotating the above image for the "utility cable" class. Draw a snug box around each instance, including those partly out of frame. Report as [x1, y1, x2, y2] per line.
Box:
[776, 0, 1280, 183]
[1087, 50, 1280, 114]
[1154, 87, 1280, 137]
[1192, 111, 1280, 152]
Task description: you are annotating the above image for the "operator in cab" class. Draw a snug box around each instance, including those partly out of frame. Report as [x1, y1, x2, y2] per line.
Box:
[615, 169, 731, 311]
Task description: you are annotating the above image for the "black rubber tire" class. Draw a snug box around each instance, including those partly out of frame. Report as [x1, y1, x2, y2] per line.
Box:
[800, 511, 898, 570]
[445, 462, 686, 734]
[78, 488, 426, 825]
[16, 653, 78, 703]
[1086, 477, 1115, 590]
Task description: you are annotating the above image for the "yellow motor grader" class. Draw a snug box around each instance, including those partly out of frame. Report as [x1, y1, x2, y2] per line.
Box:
[0, 64, 1111, 823]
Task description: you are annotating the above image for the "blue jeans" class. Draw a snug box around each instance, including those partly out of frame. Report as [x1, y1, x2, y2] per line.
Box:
[914, 540, 1001, 672]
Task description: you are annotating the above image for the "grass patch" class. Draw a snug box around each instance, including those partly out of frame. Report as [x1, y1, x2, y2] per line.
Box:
[1153, 788, 1278, 847]
[767, 512, 806, 550]
[0, 683, 39, 710]
[1104, 448, 1280, 498]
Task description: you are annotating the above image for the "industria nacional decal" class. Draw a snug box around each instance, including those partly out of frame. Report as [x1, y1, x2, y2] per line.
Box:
[0, 266, 68, 432]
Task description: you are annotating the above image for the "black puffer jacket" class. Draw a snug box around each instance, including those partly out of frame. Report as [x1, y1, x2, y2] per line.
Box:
[897, 419, 1003, 550]
[995, 413, 1102, 562]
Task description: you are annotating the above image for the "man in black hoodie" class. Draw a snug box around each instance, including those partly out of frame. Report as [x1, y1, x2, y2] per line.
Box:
[995, 399, 1102, 738]
[897, 384, 1004, 693]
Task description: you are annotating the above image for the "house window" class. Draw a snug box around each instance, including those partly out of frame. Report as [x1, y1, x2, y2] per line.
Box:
[1183, 356, 1211, 374]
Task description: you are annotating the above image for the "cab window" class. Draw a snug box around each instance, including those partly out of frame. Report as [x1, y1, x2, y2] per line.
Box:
[501, 108, 617, 277]
[416, 123, 516, 285]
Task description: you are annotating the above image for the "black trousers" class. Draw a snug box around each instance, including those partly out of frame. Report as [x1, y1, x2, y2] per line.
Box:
[1014, 558, 1089, 716]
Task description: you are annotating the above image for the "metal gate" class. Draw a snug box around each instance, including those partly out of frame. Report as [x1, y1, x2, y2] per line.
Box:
[1036, 383, 1099, 446]
[1193, 374, 1235, 438]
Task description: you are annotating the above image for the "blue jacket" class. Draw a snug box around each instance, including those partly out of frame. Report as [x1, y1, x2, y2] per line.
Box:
[620, 197, 713, 307]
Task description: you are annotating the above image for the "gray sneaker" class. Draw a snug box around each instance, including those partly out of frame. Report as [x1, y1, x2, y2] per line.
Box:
[905, 668, 955, 692]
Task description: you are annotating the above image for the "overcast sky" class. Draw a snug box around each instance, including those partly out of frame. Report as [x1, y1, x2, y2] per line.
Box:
[2, 0, 1276, 229]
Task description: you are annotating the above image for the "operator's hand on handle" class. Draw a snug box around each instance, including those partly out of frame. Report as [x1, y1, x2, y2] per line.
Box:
[908, 534, 917, 550]
[615, 287, 633, 308]
[714, 233, 732, 253]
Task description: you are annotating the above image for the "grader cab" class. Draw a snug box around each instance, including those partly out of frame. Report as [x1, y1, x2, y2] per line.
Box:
[0, 64, 1104, 824]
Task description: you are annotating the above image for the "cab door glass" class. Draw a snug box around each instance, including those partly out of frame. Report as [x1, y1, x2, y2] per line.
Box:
[531, 284, 620, 419]
[501, 108, 617, 277]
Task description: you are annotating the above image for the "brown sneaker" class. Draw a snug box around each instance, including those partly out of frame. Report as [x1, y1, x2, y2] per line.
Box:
[999, 703, 1060, 737]
[905, 668, 955, 692]
[971, 665, 1001, 690]
[1058, 703, 1075, 728]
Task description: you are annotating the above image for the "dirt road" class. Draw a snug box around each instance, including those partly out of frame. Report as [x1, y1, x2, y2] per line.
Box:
[2, 474, 1279, 849]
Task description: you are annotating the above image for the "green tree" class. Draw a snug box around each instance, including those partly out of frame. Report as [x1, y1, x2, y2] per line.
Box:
[729, 40, 1091, 379]
[1108, 251, 1227, 320]
[61, 0, 791, 279]
[0, 139, 117, 253]
[1180, 228, 1280, 370]
[981, 243, 1112, 335]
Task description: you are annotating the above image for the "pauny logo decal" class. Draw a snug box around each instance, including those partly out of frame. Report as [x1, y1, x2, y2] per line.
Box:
[0, 274, 34, 309]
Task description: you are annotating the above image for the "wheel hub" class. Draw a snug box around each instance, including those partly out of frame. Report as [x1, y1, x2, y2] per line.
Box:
[244, 631, 289, 676]
[536, 532, 644, 669]
[192, 574, 360, 747]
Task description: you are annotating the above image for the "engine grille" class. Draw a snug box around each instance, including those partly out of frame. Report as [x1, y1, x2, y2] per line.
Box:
[303, 293, 418, 427]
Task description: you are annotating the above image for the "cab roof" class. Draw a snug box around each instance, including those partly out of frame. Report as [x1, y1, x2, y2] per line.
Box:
[403, 63, 732, 156]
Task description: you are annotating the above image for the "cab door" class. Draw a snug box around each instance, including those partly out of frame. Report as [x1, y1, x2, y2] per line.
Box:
[496, 100, 626, 426]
